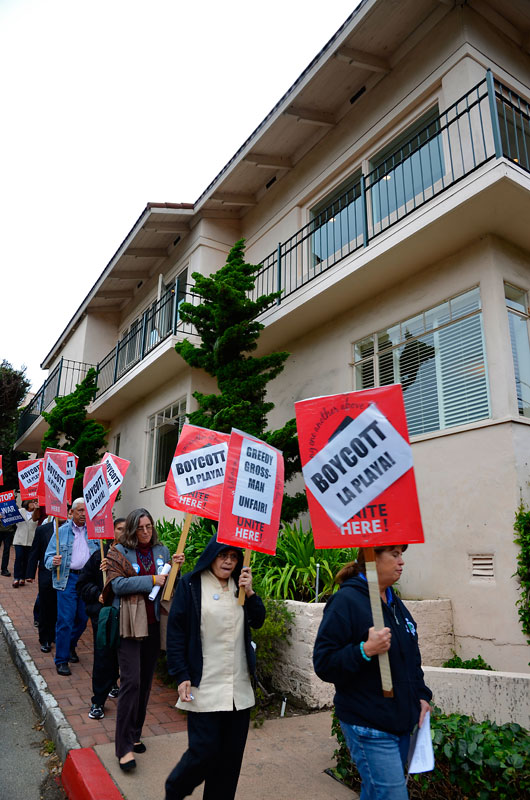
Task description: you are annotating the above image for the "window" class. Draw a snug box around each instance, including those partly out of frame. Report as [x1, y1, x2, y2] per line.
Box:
[310, 173, 364, 267]
[352, 288, 490, 436]
[370, 107, 445, 226]
[505, 283, 530, 417]
[145, 399, 187, 486]
[113, 433, 121, 457]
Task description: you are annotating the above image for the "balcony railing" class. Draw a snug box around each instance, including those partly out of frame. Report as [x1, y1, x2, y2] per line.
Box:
[95, 281, 199, 398]
[18, 358, 96, 439]
[250, 70, 530, 306]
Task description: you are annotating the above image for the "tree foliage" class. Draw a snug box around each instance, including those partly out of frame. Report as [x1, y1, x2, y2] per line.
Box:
[0, 360, 30, 490]
[175, 239, 306, 521]
[41, 368, 107, 498]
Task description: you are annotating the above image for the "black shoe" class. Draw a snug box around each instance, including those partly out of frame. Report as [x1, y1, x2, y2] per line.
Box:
[69, 648, 79, 663]
[88, 704, 105, 720]
[119, 758, 136, 772]
[40, 643, 52, 653]
[108, 685, 119, 699]
[133, 742, 146, 754]
[56, 662, 71, 676]
[34, 620, 39, 627]
[1, 570, 11, 577]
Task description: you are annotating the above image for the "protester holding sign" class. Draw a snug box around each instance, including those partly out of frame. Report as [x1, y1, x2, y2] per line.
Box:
[44, 498, 99, 675]
[164, 534, 265, 800]
[12, 498, 40, 587]
[0, 518, 16, 577]
[102, 508, 183, 773]
[313, 545, 432, 800]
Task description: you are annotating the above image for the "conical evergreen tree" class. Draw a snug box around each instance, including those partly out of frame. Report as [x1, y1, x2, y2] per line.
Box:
[41, 368, 107, 498]
[175, 239, 306, 522]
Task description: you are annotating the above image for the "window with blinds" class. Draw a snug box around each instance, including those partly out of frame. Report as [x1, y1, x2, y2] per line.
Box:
[352, 287, 490, 436]
[505, 283, 530, 418]
[145, 398, 187, 487]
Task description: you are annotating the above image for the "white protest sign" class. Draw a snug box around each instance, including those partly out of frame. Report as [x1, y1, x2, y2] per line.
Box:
[171, 442, 228, 495]
[66, 456, 76, 479]
[44, 458, 67, 501]
[302, 403, 413, 527]
[102, 454, 123, 492]
[231, 438, 277, 525]
[84, 466, 110, 520]
[19, 462, 41, 489]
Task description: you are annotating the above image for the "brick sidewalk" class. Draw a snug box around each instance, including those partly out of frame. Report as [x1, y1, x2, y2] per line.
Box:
[0, 551, 187, 749]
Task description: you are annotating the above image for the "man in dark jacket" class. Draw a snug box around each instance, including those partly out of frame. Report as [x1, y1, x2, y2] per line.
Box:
[76, 518, 125, 720]
[27, 520, 57, 652]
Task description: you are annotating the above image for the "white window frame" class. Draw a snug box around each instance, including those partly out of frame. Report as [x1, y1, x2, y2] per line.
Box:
[144, 398, 187, 487]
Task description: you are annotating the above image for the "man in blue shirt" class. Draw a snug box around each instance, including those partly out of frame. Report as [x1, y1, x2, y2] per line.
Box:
[44, 498, 99, 675]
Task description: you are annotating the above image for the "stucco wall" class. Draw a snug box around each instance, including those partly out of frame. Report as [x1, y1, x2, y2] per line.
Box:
[272, 599, 454, 709]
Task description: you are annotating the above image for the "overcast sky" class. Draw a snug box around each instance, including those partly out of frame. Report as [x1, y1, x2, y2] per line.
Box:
[1, 0, 358, 391]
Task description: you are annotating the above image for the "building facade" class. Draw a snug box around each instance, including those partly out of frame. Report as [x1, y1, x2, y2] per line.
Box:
[16, 0, 530, 671]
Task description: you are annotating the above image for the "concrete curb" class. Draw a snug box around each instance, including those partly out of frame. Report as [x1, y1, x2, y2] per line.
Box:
[0, 603, 80, 763]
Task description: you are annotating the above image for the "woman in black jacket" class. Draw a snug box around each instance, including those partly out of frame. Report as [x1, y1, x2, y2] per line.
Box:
[313, 545, 431, 800]
[165, 534, 266, 800]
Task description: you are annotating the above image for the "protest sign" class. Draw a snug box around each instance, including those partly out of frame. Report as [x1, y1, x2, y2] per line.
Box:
[0, 455, 3, 486]
[295, 385, 424, 549]
[217, 429, 284, 556]
[99, 452, 130, 507]
[164, 424, 230, 520]
[17, 458, 43, 500]
[0, 490, 24, 525]
[83, 464, 114, 540]
[45, 448, 78, 503]
[43, 451, 69, 519]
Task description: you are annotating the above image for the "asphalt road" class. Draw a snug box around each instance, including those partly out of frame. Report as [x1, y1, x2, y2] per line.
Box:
[0, 631, 65, 800]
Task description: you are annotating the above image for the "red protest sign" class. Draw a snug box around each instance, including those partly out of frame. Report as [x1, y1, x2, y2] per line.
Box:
[99, 453, 130, 507]
[217, 429, 284, 556]
[295, 385, 424, 549]
[45, 448, 78, 503]
[164, 424, 230, 520]
[83, 464, 114, 540]
[43, 451, 69, 519]
[18, 458, 42, 500]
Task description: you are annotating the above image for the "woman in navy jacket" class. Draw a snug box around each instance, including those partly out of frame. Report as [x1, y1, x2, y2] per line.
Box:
[313, 545, 432, 800]
[165, 534, 265, 800]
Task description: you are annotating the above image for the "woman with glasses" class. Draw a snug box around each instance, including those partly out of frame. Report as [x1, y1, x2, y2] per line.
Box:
[164, 534, 266, 800]
[103, 507, 184, 772]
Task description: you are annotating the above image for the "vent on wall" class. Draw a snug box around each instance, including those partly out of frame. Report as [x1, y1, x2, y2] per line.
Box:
[470, 554, 495, 579]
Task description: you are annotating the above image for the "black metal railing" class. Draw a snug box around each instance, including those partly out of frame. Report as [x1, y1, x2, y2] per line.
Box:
[18, 359, 95, 438]
[95, 282, 199, 398]
[250, 70, 528, 306]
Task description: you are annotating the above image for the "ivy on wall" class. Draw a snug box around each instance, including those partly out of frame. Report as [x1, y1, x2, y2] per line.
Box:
[513, 504, 530, 660]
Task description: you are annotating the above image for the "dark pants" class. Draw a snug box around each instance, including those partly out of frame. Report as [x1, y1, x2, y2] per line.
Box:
[14, 545, 31, 580]
[115, 623, 160, 758]
[0, 530, 14, 572]
[54, 572, 88, 665]
[165, 708, 250, 800]
[90, 617, 120, 706]
[38, 582, 57, 646]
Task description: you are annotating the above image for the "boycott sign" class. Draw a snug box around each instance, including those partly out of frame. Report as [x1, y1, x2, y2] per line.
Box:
[46, 448, 78, 502]
[44, 451, 69, 519]
[0, 490, 24, 525]
[295, 386, 424, 549]
[100, 452, 130, 506]
[83, 464, 114, 539]
[18, 458, 43, 500]
[217, 429, 284, 556]
[165, 425, 230, 520]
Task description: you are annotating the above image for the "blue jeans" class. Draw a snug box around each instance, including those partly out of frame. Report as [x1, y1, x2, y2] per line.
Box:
[340, 722, 410, 800]
[55, 572, 88, 665]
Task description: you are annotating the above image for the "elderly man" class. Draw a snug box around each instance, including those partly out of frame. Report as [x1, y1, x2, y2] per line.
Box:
[44, 498, 99, 676]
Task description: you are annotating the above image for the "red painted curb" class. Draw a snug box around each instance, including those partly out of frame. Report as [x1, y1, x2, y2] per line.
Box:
[61, 748, 122, 800]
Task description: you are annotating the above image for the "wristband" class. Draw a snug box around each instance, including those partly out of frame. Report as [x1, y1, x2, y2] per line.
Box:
[153, 575, 156, 585]
[360, 641, 372, 661]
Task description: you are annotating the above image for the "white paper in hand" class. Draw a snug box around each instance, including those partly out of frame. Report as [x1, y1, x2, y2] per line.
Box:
[408, 711, 434, 774]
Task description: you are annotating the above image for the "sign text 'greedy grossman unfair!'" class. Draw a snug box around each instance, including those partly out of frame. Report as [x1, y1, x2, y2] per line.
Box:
[232, 439, 277, 525]
[302, 403, 413, 528]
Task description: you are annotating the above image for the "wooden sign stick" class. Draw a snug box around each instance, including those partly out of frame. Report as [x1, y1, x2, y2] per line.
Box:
[238, 549, 252, 606]
[100, 539, 107, 585]
[162, 513, 193, 602]
[55, 517, 60, 581]
[364, 546, 393, 697]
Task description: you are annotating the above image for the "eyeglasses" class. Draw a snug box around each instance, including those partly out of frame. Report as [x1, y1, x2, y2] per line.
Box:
[137, 524, 153, 533]
[217, 552, 238, 562]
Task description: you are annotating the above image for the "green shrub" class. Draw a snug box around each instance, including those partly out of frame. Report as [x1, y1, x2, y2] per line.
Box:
[442, 652, 493, 670]
[331, 709, 530, 799]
